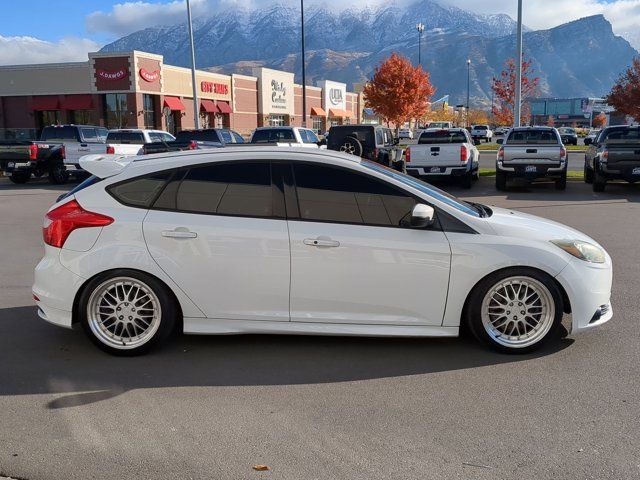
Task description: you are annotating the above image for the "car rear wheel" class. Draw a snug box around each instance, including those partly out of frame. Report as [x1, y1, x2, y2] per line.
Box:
[48, 162, 69, 185]
[465, 268, 563, 353]
[460, 171, 473, 189]
[584, 164, 594, 184]
[9, 172, 30, 184]
[338, 136, 363, 157]
[555, 173, 567, 190]
[496, 171, 507, 191]
[593, 169, 606, 192]
[79, 270, 177, 355]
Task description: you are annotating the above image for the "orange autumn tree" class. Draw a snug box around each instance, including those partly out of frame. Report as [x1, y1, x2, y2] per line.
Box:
[593, 112, 607, 128]
[606, 57, 640, 121]
[364, 53, 436, 131]
[491, 58, 540, 126]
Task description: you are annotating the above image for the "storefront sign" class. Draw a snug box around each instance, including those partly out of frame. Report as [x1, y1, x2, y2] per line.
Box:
[328, 88, 343, 106]
[139, 68, 160, 82]
[97, 68, 128, 81]
[200, 81, 229, 95]
[256, 68, 294, 115]
[271, 80, 287, 110]
[319, 80, 346, 114]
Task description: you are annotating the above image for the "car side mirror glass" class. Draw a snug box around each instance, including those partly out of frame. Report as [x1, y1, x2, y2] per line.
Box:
[496, 138, 504, 144]
[410, 204, 435, 228]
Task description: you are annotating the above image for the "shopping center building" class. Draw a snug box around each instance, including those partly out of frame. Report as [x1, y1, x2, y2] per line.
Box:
[0, 50, 362, 139]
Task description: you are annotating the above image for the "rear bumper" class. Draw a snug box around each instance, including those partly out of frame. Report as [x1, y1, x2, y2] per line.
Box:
[1, 160, 36, 173]
[407, 164, 474, 176]
[498, 161, 566, 180]
[599, 164, 640, 182]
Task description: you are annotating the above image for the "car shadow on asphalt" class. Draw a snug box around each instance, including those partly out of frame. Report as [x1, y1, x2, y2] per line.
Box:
[0, 178, 79, 192]
[0, 306, 573, 409]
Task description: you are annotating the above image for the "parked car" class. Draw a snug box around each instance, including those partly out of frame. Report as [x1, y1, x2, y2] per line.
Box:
[470, 125, 493, 143]
[584, 125, 640, 192]
[398, 128, 414, 140]
[496, 127, 568, 190]
[404, 128, 479, 188]
[143, 128, 243, 155]
[326, 124, 402, 170]
[0, 124, 107, 184]
[250, 127, 322, 147]
[494, 126, 510, 136]
[106, 129, 175, 156]
[584, 129, 601, 145]
[427, 122, 453, 129]
[34, 146, 613, 355]
[558, 127, 578, 146]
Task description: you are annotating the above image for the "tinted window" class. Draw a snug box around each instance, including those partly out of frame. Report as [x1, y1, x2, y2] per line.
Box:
[80, 128, 98, 142]
[473, 125, 488, 130]
[601, 127, 640, 144]
[304, 130, 319, 143]
[176, 130, 220, 142]
[97, 128, 109, 141]
[273, 129, 295, 141]
[106, 131, 145, 144]
[154, 162, 273, 218]
[41, 126, 78, 142]
[293, 163, 416, 226]
[298, 129, 309, 143]
[108, 172, 171, 208]
[232, 131, 245, 143]
[419, 130, 467, 144]
[251, 130, 270, 143]
[149, 132, 163, 142]
[219, 130, 233, 143]
[162, 133, 175, 142]
[250, 129, 294, 143]
[506, 129, 559, 145]
[375, 129, 384, 145]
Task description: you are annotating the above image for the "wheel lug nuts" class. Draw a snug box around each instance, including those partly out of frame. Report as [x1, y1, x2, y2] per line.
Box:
[128, 316, 132, 320]
[507, 311, 510, 314]
[119, 316, 123, 320]
[521, 311, 525, 314]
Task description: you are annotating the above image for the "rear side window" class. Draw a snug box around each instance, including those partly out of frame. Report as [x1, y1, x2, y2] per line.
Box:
[292, 163, 416, 227]
[80, 128, 98, 142]
[419, 131, 467, 144]
[601, 127, 640, 144]
[219, 130, 233, 143]
[108, 172, 171, 208]
[41, 126, 79, 142]
[304, 130, 319, 143]
[153, 162, 273, 218]
[507, 129, 558, 144]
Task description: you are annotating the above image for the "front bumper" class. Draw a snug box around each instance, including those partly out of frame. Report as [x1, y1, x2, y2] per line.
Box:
[32, 245, 85, 329]
[555, 256, 613, 334]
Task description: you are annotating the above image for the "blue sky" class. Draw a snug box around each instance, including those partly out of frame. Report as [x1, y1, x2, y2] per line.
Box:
[0, 0, 637, 64]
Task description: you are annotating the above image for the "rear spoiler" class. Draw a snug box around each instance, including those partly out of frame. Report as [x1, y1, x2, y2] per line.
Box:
[79, 154, 133, 179]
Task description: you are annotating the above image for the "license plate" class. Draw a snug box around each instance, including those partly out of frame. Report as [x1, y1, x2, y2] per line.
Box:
[430, 166, 441, 173]
[632, 167, 640, 175]
[525, 165, 537, 173]
[7, 162, 15, 168]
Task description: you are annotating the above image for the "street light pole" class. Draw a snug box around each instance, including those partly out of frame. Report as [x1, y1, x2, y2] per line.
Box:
[186, 0, 199, 129]
[300, 0, 307, 128]
[514, 0, 523, 127]
[466, 59, 471, 128]
[416, 22, 425, 67]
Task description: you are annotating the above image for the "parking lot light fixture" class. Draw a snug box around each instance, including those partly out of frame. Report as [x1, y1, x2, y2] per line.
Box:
[186, 0, 199, 129]
[416, 22, 425, 67]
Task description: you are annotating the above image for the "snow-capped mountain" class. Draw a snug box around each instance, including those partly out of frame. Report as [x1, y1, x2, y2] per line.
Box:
[100, 1, 637, 105]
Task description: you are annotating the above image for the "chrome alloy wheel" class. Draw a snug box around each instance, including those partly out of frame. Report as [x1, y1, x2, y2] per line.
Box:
[480, 276, 555, 349]
[87, 277, 162, 350]
[339, 142, 356, 155]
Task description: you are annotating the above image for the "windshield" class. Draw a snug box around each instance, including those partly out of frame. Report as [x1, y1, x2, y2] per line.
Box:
[419, 130, 467, 144]
[361, 160, 480, 217]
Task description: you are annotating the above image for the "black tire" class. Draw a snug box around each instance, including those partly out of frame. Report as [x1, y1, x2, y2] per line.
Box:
[78, 269, 178, 356]
[9, 171, 30, 184]
[593, 169, 606, 192]
[48, 161, 69, 185]
[496, 171, 507, 191]
[465, 267, 563, 354]
[460, 171, 473, 189]
[555, 173, 567, 190]
[584, 164, 594, 184]
[338, 136, 363, 157]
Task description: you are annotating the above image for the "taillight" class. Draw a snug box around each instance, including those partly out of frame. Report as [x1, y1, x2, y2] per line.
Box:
[405, 147, 411, 163]
[106, 145, 115, 154]
[29, 144, 38, 160]
[43, 200, 113, 248]
[560, 147, 566, 159]
[602, 150, 608, 160]
[498, 147, 505, 161]
[61, 144, 66, 159]
[460, 145, 468, 162]
[188, 141, 197, 150]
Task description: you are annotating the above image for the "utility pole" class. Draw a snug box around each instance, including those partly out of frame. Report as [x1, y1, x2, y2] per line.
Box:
[416, 23, 425, 67]
[300, 0, 307, 127]
[514, 0, 523, 127]
[186, 0, 199, 129]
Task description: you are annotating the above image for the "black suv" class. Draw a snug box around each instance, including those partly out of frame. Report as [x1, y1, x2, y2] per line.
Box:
[584, 125, 640, 192]
[327, 125, 402, 170]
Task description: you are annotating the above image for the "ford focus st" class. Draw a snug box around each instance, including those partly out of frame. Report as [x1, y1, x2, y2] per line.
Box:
[33, 147, 613, 355]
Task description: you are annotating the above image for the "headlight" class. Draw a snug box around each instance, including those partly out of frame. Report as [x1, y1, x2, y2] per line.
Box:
[550, 240, 606, 263]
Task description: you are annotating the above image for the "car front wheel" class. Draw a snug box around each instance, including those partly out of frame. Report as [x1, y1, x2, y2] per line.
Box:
[79, 270, 177, 355]
[465, 268, 563, 353]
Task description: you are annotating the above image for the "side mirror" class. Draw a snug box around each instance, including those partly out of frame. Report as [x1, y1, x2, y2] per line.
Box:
[410, 204, 435, 228]
[584, 138, 592, 146]
[496, 138, 504, 144]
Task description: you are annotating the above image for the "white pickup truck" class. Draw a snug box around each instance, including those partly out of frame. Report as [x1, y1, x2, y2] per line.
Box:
[470, 125, 493, 143]
[105, 129, 175, 156]
[404, 128, 479, 188]
[249, 127, 324, 148]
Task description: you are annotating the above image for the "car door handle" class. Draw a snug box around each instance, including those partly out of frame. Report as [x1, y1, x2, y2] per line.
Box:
[162, 229, 197, 239]
[303, 238, 340, 248]
[80, 143, 88, 147]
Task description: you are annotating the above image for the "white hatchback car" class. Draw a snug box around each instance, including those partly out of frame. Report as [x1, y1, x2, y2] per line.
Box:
[34, 147, 613, 355]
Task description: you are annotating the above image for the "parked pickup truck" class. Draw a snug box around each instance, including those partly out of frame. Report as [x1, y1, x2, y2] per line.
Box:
[106, 129, 175, 156]
[496, 127, 567, 190]
[143, 128, 243, 154]
[404, 128, 479, 188]
[470, 125, 493, 143]
[584, 125, 640, 192]
[0, 124, 106, 184]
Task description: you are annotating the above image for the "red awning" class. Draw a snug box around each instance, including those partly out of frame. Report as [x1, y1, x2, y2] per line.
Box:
[310, 106, 326, 116]
[60, 94, 93, 110]
[32, 96, 60, 111]
[217, 101, 232, 114]
[163, 96, 185, 111]
[200, 99, 219, 113]
[329, 108, 351, 118]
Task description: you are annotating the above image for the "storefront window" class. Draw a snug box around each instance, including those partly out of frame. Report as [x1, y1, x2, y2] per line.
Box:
[38, 111, 61, 129]
[70, 110, 96, 125]
[142, 94, 156, 129]
[215, 114, 224, 129]
[268, 115, 286, 127]
[311, 116, 323, 134]
[104, 93, 128, 129]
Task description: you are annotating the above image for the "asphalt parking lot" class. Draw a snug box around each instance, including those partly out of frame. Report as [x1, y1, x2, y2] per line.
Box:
[1, 176, 639, 480]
